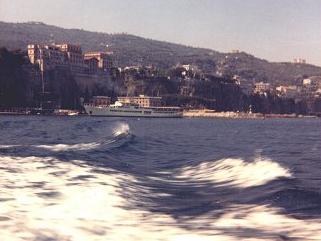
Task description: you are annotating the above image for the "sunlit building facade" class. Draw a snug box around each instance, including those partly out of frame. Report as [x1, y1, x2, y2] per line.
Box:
[117, 95, 162, 107]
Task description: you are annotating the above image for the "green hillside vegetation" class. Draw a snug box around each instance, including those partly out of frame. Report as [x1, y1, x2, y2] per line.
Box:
[1, 21, 321, 84]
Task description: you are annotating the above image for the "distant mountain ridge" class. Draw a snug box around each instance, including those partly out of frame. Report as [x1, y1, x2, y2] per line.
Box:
[1, 21, 321, 84]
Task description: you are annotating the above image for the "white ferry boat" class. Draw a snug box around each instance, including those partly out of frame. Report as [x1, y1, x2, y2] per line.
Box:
[84, 101, 183, 118]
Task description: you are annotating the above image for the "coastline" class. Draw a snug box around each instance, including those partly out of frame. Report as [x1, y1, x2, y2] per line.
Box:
[0, 108, 319, 119]
[182, 109, 319, 119]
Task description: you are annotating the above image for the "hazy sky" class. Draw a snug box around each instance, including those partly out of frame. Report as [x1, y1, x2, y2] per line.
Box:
[1, 0, 320, 66]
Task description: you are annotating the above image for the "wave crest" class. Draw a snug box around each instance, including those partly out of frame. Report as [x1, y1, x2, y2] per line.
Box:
[35, 142, 101, 152]
[178, 157, 291, 188]
[112, 122, 130, 137]
[0, 145, 19, 149]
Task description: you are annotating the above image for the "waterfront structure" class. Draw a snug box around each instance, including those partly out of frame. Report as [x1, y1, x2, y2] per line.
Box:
[117, 95, 162, 108]
[84, 52, 113, 71]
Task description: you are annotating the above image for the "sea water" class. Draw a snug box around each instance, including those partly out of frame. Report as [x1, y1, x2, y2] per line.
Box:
[0, 116, 320, 240]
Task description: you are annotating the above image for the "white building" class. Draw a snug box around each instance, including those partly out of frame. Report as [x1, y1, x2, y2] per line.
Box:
[276, 85, 300, 99]
[303, 78, 312, 85]
[254, 82, 272, 94]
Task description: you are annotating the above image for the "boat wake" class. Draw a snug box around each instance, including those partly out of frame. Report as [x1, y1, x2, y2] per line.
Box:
[0, 154, 320, 241]
[34, 142, 101, 152]
[178, 157, 292, 188]
[1, 122, 132, 153]
[0, 145, 19, 149]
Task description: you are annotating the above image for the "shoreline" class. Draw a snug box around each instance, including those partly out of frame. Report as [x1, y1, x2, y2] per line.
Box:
[182, 110, 319, 119]
[0, 108, 319, 119]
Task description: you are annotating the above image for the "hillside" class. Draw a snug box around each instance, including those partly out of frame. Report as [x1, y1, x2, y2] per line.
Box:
[1, 21, 321, 84]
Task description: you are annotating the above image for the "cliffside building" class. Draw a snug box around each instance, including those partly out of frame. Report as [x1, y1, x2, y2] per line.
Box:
[84, 52, 113, 72]
[55, 44, 84, 73]
[254, 82, 272, 94]
[84, 58, 99, 74]
[276, 85, 300, 99]
[28, 43, 85, 73]
[28, 44, 68, 71]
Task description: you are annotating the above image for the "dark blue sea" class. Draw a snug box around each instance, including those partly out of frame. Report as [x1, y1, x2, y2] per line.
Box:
[0, 116, 321, 241]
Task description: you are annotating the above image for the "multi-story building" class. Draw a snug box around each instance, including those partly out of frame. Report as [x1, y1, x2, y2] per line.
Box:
[234, 75, 254, 95]
[91, 96, 111, 106]
[84, 58, 99, 74]
[276, 85, 300, 99]
[55, 44, 84, 73]
[28, 44, 68, 71]
[182, 64, 193, 71]
[301, 76, 321, 98]
[117, 95, 161, 107]
[254, 82, 272, 94]
[303, 78, 312, 85]
[293, 58, 306, 64]
[27, 44, 39, 65]
[180, 86, 193, 96]
[28, 43, 85, 73]
[84, 52, 113, 71]
[303, 76, 321, 88]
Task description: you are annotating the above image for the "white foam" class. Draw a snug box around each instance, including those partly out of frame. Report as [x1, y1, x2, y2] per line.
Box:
[1, 155, 319, 241]
[213, 204, 321, 240]
[0, 145, 19, 148]
[178, 157, 291, 188]
[112, 122, 130, 137]
[35, 142, 100, 151]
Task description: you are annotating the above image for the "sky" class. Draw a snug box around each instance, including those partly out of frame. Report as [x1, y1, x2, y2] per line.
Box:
[1, 0, 320, 66]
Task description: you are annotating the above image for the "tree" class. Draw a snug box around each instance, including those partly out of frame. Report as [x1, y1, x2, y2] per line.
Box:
[0, 48, 30, 107]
